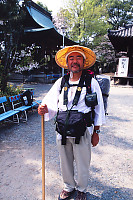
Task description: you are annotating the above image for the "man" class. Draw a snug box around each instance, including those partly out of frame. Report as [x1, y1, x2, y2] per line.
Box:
[38, 45, 105, 200]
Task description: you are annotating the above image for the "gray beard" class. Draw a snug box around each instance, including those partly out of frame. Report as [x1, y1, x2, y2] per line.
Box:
[70, 69, 82, 73]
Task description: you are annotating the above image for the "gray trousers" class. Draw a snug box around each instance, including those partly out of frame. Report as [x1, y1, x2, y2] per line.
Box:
[57, 129, 91, 192]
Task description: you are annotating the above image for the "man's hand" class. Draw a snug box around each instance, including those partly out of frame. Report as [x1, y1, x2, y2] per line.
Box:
[91, 131, 99, 147]
[38, 104, 48, 116]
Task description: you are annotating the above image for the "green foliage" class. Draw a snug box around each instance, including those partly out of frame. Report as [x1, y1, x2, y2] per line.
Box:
[0, 82, 23, 98]
[55, 0, 111, 44]
[106, 0, 133, 29]
[55, 0, 132, 43]
[0, 0, 26, 92]
[0, 0, 20, 20]
[54, 0, 132, 72]
[0, 63, 23, 97]
[0, 0, 40, 92]
[36, 1, 52, 13]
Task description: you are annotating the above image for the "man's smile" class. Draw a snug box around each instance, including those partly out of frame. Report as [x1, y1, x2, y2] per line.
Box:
[71, 63, 80, 68]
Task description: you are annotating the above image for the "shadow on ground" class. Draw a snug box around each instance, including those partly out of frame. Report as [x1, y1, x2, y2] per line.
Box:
[69, 187, 133, 200]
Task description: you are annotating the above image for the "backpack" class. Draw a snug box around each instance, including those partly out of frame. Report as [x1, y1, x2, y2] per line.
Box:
[60, 71, 96, 120]
[57, 71, 95, 145]
[21, 90, 33, 106]
[60, 71, 92, 95]
[60, 71, 110, 115]
[96, 75, 110, 115]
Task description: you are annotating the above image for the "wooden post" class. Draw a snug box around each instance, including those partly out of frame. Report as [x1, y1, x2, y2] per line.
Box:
[41, 115, 45, 200]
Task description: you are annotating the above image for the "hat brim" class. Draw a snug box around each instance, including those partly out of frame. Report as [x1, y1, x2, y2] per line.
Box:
[55, 45, 96, 69]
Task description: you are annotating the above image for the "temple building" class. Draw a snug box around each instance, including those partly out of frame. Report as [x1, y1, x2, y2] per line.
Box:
[108, 24, 133, 84]
[22, 0, 77, 74]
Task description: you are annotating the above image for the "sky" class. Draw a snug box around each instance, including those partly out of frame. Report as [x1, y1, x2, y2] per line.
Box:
[33, 0, 66, 15]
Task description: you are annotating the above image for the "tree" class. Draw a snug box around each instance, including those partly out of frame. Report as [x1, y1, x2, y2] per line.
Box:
[53, 8, 71, 34]
[55, 0, 133, 43]
[93, 34, 116, 73]
[106, 0, 133, 30]
[0, 0, 24, 91]
[36, 1, 52, 13]
[0, 0, 38, 92]
[54, 0, 133, 72]
[81, 0, 110, 46]
[54, 0, 111, 45]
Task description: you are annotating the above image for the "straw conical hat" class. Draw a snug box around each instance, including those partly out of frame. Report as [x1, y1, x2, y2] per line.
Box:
[55, 45, 96, 69]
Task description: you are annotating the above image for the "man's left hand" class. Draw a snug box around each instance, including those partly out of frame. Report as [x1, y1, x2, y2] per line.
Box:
[91, 132, 99, 147]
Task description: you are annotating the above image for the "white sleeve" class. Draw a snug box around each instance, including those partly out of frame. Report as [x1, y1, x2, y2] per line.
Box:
[91, 78, 106, 126]
[41, 77, 62, 121]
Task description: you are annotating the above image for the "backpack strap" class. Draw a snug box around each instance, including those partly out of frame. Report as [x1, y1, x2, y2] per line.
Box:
[62, 74, 70, 105]
[63, 81, 69, 105]
[84, 72, 95, 121]
[58, 71, 95, 145]
[72, 72, 85, 106]
[60, 74, 70, 93]
[84, 72, 92, 94]
[60, 72, 93, 107]
[62, 72, 85, 107]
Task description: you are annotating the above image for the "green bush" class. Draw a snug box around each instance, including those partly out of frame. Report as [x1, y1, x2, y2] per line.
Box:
[0, 83, 23, 98]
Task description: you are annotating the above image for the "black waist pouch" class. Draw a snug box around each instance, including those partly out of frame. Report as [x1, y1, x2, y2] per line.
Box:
[84, 111, 94, 127]
[55, 110, 86, 145]
[85, 92, 98, 107]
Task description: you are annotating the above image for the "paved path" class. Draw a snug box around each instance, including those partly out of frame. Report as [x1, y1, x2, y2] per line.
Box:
[0, 81, 133, 200]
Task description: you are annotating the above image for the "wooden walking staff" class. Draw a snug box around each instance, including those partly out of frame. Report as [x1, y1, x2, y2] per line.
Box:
[41, 115, 45, 200]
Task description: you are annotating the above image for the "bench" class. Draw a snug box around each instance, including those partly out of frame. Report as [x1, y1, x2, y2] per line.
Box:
[0, 96, 20, 123]
[9, 93, 41, 122]
[46, 74, 61, 83]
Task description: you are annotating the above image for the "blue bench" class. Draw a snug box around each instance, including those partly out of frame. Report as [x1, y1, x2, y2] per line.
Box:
[0, 96, 20, 123]
[46, 74, 61, 83]
[9, 93, 41, 122]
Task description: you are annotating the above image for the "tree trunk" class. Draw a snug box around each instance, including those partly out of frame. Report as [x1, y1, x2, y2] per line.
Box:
[1, 73, 8, 93]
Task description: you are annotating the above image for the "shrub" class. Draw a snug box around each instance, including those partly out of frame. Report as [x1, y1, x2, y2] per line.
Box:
[0, 83, 23, 98]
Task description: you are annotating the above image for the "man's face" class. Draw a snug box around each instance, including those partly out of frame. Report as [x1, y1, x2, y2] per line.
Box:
[67, 52, 84, 73]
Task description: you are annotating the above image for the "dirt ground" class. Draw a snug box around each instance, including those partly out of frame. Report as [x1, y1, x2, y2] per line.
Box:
[0, 80, 133, 200]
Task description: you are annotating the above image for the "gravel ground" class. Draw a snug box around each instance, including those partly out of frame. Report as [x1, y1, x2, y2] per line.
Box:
[0, 80, 133, 200]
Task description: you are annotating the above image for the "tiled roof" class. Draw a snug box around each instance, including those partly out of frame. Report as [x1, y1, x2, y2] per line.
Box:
[108, 24, 133, 52]
[108, 24, 133, 38]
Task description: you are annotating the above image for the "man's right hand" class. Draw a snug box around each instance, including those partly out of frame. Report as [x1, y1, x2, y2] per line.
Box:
[38, 104, 48, 116]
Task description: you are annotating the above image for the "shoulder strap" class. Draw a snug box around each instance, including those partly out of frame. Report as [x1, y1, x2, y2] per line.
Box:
[72, 72, 84, 106]
[60, 74, 70, 93]
[84, 72, 95, 120]
[63, 72, 85, 107]
[84, 72, 92, 94]
[60, 74, 70, 105]
[60, 71, 93, 107]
